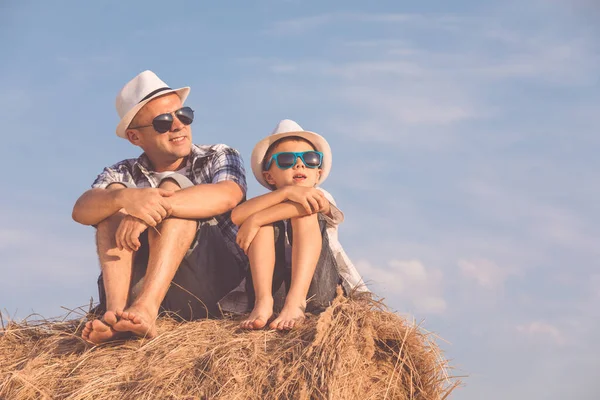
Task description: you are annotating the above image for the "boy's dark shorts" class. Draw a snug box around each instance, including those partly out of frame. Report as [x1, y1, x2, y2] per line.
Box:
[244, 214, 342, 314]
[95, 217, 246, 321]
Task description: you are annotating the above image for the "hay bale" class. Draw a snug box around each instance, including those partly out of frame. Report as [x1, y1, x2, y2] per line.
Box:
[0, 290, 459, 399]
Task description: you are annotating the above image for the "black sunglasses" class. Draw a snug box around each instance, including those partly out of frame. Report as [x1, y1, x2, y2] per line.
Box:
[129, 106, 194, 133]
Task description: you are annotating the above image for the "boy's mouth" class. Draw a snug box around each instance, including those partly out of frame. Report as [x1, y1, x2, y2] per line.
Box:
[293, 173, 307, 182]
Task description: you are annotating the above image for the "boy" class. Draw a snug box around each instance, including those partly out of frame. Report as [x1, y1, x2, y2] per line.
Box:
[231, 119, 368, 331]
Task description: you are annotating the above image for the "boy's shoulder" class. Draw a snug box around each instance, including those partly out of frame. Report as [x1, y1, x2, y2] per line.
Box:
[316, 187, 336, 204]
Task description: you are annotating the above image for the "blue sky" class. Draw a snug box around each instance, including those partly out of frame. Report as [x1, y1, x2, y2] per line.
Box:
[1, 1, 599, 399]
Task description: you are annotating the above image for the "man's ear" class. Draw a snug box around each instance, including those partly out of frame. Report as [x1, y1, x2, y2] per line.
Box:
[126, 129, 140, 146]
[263, 171, 275, 185]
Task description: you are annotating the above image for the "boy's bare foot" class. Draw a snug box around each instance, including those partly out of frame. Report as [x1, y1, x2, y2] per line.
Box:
[81, 311, 122, 344]
[269, 302, 306, 331]
[241, 297, 274, 330]
[113, 305, 158, 339]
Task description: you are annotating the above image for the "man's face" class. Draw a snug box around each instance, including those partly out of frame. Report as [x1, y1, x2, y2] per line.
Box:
[126, 93, 192, 166]
[263, 139, 322, 189]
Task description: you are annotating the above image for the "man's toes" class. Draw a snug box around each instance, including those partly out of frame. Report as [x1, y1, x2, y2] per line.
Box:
[91, 319, 111, 333]
[104, 311, 118, 325]
[131, 314, 143, 324]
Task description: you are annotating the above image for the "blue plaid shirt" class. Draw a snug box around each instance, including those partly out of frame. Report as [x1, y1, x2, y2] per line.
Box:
[92, 143, 247, 264]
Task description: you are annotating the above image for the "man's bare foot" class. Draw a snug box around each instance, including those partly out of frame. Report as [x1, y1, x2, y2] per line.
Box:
[269, 302, 306, 331]
[113, 305, 157, 339]
[82, 311, 123, 344]
[241, 297, 274, 330]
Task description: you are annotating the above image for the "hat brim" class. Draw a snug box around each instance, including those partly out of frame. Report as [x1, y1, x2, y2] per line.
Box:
[115, 87, 190, 139]
[251, 130, 332, 189]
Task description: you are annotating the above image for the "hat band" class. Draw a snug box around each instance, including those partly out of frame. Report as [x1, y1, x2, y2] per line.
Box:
[139, 87, 172, 103]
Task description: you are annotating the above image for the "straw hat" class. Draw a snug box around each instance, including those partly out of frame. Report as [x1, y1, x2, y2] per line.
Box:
[115, 70, 190, 138]
[251, 119, 332, 189]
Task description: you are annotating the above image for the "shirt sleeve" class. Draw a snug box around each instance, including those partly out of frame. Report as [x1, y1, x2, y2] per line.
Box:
[317, 187, 344, 226]
[91, 162, 136, 189]
[210, 145, 248, 196]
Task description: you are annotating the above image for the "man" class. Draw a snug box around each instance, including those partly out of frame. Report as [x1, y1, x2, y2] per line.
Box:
[73, 70, 247, 344]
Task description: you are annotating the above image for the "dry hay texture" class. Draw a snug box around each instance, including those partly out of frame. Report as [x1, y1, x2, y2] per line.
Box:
[0, 289, 459, 400]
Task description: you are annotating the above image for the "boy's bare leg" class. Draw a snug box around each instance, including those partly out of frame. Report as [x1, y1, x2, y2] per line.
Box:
[241, 225, 276, 329]
[270, 214, 321, 331]
[83, 209, 134, 344]
[113, 179, 197, 339]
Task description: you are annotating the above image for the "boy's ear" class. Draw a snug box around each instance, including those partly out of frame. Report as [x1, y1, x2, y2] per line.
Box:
[263, 171, 275, 185]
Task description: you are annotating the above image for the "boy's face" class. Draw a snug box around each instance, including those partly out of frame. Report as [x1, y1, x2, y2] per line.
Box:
[263, 139, 322, 189]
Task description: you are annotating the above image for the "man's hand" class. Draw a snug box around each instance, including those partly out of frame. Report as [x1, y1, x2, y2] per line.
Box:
[116, 188, 174, 227]
[284, 186, 328, 214]
[115, 215, 149, 252]
[236, 216, 261, 254]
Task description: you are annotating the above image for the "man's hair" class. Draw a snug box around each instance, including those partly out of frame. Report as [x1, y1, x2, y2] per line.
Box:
[262, 136, 317, 170]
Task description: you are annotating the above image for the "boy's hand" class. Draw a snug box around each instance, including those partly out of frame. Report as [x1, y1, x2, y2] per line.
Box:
[115, 215, 149, 252]
[236, 216, 261, 254]
[284, 186, 328, 214]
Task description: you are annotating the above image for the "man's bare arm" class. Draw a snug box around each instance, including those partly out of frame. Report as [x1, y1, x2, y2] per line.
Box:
[72, 185, 173, 227]
[167, 180, 245, 219]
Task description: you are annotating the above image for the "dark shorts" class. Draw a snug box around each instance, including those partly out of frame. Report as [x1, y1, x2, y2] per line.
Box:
[96, 217, 246, 320]
[244, 214, 341, 314]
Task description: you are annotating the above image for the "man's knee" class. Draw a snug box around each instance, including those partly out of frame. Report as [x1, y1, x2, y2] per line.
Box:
[148, 216, 198, 241]
[158, 173, 193, 192]
[96, 210, 127, 236]
[158, 178, 183, 192]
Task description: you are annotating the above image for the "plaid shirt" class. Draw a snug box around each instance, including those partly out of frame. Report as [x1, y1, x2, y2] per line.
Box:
[92, 143, 248, 264]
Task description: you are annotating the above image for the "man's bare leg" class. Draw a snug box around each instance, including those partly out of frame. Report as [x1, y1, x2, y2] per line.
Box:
[114, 179, 196, 338]
[241, 225, 276, 330]
[270, 214, 321, 331]
[83, 209, 134, 344]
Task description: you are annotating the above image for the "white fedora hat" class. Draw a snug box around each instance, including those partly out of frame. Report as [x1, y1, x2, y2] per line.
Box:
[251, 119, 332, 189]
[115, 70, 190, 139]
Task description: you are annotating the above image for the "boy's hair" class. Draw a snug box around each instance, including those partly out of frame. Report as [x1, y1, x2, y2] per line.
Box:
[262, 136, 317, 171]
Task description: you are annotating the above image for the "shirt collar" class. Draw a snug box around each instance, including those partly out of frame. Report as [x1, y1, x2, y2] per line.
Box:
[133, 144, 212, 175]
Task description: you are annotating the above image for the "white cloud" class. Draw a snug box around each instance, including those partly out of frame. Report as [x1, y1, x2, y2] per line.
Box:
[267, 12, 467, 35]
[357, 258, 447, 314]
[516, 321, 566, 345]
[458, 258, 512, 289]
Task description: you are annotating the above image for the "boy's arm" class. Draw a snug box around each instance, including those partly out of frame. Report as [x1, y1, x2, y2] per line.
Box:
[231, 186, 327, 226]
[236, 201, 322, 253]
[231, 188, 289, 226]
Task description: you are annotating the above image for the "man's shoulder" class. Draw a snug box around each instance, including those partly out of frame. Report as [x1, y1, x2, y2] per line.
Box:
[191, 143, 241, 156]
[102, 157, 138, 172]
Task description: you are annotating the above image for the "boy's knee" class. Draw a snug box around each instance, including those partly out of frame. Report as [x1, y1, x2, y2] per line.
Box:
[290, 213, 319, 227]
